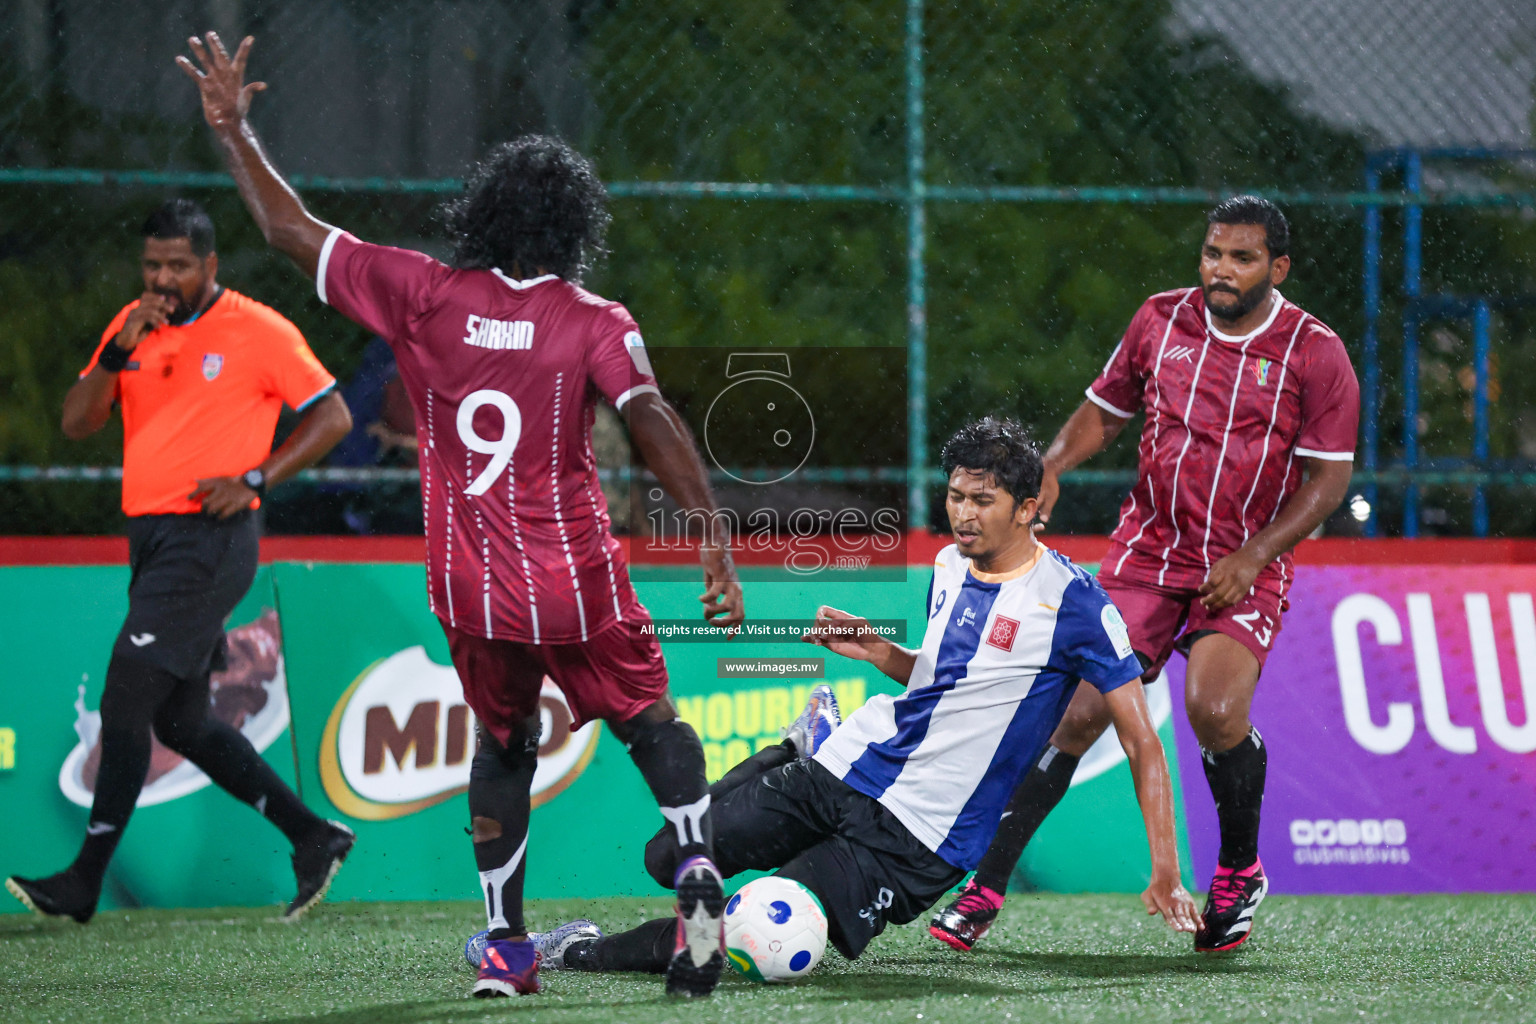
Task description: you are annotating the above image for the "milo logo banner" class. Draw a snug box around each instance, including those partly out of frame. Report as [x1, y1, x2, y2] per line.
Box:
[1, 556, 1188, 911]
[1169, 565, 1536, 894]
[316, 646, 599, 820]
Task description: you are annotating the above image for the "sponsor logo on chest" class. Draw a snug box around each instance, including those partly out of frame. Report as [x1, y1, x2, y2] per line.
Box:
[986, 614, 1020, 652]
[1252, 357, 1274, 387]
[463, 314, 535, 351]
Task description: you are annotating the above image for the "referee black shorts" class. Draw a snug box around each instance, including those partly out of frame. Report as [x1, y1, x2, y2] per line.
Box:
[111, 511, 259, 681]
[710, 759, 965, 960]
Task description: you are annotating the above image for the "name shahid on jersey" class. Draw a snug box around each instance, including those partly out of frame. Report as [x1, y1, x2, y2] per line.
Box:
[462, 314, 534, 351]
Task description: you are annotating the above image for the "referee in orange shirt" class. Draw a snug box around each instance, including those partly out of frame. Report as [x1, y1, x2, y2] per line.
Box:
[5, 199, 355, 923]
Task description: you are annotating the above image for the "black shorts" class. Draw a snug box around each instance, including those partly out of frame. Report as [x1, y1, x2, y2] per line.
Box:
[112, 512, 259, 680]
[711, 759, 965, 960]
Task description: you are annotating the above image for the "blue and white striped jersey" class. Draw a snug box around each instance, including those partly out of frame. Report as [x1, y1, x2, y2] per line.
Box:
[813, 543, 1143, 870]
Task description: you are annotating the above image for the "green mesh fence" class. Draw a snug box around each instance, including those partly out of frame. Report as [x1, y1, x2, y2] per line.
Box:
[1, 0, 1534, 536]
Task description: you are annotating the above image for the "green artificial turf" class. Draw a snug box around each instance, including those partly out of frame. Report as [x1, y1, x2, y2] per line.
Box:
[2, 894, 1532, 1023]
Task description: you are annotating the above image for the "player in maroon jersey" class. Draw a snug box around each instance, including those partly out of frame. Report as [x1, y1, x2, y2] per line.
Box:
[929, 196, 1358, 954]
[180, 34, 743, 998]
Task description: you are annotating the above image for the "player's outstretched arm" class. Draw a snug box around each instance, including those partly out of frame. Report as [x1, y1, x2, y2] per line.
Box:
[1037, 400, 1132, 529]
[176, 33, 333, 278]
[1103, 681, 1200, 934]
[624, 392, 744, 631]
[801, 606, 916, 685]
[1199, 456, 1353, 610]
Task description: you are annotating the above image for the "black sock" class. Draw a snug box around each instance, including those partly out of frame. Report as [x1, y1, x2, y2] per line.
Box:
[569, 918, 675, 974]
[625, 716, 713, 874]
[469, 724, 538, 938]
[712, 741, 795, 799]
[972, 745, 1080, 894]
[69, 724, 153, 889]
[1202, 727, 1266, 869]
[160, 717, 321, 845]
[69, 655, 182, 890]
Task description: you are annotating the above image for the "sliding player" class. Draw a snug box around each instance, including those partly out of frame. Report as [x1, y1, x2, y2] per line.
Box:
[179, 33, 743, 998]
[931, 197, 1358, 954]
[530, 419, 1199, 974]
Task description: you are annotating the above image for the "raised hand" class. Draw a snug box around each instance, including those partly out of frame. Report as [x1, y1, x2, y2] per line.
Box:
[176, 32, 266, 130]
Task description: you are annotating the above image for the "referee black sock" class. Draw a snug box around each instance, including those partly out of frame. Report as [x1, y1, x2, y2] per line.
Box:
[69, 723, 154, 890]
[567, 918, 674, 974]
[469, 723, 538, 940]
[1202, 727, 1266, 869]
[625, 716, 713, 872]
[68, 655, 180, 892]
[972, 745, 1080, 895]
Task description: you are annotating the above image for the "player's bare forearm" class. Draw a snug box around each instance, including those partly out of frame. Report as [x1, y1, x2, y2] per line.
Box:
[1044, 400, 1132, 476]
[624, 392, 745, 628]
[1241, 458, 1353, 566]
[1201, 458, 1353, 608]
[801, 606, 916, 684]
[1106, 683, 1199, 932]
[261, 391, 352, 487]
[625, 393, 725, 543]
[216, 121, 331, 275]
[1035, 401, 1132, 528]
[61, 370, 118, 440]
[822, 636, 915, 686]
[871, 642, 917, 685]
[177, 33, 333, 277]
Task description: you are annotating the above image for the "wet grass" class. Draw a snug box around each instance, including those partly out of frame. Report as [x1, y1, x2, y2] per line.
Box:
[2, 893, 1533, 1023]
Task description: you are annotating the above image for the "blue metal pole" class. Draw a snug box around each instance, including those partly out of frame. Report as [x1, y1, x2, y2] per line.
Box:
[1362, 163, 1382, 537]
[1472, 299, 1491, 537]
[1402, 151, 1423, 538]
[905, 0, 929, 530]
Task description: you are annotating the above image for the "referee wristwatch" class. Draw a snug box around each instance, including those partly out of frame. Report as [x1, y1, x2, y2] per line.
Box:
[242, 468, 268, 498]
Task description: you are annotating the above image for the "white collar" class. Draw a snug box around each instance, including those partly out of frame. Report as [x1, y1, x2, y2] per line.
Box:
[1205, 289, 1285, 344]
[491, 268, 560, 291]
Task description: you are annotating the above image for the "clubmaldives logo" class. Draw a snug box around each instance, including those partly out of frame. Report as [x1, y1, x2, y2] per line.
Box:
[1252, 358, 1273, 387]
[318, 646, 599, 820]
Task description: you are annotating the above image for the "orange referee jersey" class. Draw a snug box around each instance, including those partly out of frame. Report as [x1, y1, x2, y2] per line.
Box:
[82, 288, 336, 516]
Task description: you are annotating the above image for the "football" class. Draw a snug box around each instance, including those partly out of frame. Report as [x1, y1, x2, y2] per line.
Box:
[723, 875, 828, 982]
[464, 928, 488, 967]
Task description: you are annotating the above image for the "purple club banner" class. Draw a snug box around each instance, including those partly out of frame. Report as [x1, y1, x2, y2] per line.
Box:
[1169, 564, 1536, 894]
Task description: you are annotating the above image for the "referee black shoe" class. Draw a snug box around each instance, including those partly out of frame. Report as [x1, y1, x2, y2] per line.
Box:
[666, 855, 725, 997]
[6, 871, 97, 924]
[283, 820, 355, 922]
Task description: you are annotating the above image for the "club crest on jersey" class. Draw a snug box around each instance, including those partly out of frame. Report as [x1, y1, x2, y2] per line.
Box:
[987, 614, 1021, 652]
[1252, 358, 1273, 387]
[201, 353, 223, 380]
